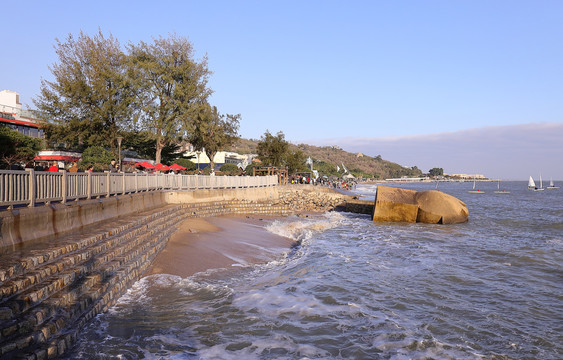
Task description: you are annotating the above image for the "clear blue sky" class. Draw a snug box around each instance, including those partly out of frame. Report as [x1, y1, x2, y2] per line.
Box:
[2, 1, 562, 178]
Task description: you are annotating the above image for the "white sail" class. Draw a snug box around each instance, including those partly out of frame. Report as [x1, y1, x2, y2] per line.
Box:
[528, 176, 536, 188]
[539, 174, 543, 189]
[547, 177, 559, 189]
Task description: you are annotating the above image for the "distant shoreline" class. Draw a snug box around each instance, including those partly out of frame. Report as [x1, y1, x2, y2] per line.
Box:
[360, 179, 500, 185]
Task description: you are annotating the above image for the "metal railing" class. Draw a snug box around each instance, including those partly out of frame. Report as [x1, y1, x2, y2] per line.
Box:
[0, 170, 279, 208]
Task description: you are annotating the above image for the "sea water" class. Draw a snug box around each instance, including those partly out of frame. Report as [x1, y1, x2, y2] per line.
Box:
[65, 182, 562, 359]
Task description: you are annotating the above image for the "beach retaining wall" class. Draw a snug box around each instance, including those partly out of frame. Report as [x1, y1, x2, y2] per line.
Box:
[0, 198, 298, 359]
[0, 185, 353, 359]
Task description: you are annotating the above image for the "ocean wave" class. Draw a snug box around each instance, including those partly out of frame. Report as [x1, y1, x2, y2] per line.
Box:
[265, 212, 345, 243]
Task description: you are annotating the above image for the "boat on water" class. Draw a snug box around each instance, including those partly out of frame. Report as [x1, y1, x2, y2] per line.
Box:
[528, 176, 536, 189]
[494, 179, 510, 194]
[468, 177, 485, 193]
[529, 175, 545, 191]
[547, 178, 559, 189]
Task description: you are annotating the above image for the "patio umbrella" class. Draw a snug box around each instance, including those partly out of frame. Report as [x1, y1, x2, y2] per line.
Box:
[155, 163, 170, 171]
[135, 161, 155, 169]
[169, 163, 187, 170]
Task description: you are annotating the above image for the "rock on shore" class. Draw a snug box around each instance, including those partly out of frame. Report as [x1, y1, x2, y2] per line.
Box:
[373, 186, 468, 224]
[276, 185, 351, 212]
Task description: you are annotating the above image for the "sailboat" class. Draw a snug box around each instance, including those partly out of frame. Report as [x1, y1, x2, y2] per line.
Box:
[533, 174, 545, 191]
[547, 177, 559, 190]
[468, 177, 485, 193]
[528, 176, 536, 189]
[494, 179, 510, 194]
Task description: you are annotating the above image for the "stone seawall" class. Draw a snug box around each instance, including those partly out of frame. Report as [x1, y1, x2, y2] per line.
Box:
[0, 199, 298, 359]
[0, 185, 353, 359]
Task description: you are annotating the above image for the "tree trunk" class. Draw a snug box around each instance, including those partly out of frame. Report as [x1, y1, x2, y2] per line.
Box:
[207, 151, 216, 171]
[155, 138, 165, 164]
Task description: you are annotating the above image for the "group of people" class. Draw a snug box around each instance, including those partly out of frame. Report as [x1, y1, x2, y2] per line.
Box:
[35, 161, 100, 173]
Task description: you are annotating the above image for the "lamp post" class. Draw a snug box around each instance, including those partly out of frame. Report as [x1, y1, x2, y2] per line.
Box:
[196, 151, 201, 174]
[117, 136, 123, 172]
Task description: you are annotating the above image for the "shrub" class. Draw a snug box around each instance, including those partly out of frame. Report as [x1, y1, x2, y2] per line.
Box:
[173, 158, 197, 171]
[81, 146, 113, 172]
[219, 163, 240, 175]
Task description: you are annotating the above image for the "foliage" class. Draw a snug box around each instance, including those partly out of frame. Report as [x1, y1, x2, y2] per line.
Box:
[34, 30, 134, 153]
[0, 126, 43, 169]
[188, 104, 240, 170]
[121, 130, 182, 164]
[285, 149, 308, 175]
[219, 163, 239, 175]
[80, 146, 114, 172]
[428, 167, 444, 177]
[256, 130, 289, 168]
[230, 140, 424, 180]
[174, 158, 196, 171]
[223, 138, 258, 154]
[128, 34, 212, 163]
[313, 160, 338, 177]
[244, 162, 261, 175]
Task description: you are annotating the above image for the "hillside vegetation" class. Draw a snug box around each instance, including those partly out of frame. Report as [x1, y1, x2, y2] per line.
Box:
[226, 138, 422, 180]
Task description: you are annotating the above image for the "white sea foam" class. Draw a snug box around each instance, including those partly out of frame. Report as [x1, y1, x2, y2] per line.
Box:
[196, 334, 330, 360]
[265, 212, 345, 242]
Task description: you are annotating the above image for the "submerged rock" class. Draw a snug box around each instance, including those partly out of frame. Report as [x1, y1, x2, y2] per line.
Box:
[373, 186, 468, 224]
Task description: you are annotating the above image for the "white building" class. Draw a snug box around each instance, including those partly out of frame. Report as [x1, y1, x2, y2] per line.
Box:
[183, 150, 257, 170]
[0, 90, 43, 138]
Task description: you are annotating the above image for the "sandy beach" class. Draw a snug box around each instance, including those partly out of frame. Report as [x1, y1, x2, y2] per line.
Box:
[147, 215, 296, 278]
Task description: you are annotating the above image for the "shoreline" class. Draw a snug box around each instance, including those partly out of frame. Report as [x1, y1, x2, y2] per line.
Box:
[147, 215, 296, 278]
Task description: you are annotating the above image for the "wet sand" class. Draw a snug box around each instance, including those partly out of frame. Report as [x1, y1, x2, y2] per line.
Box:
[147, 215, 295, 278]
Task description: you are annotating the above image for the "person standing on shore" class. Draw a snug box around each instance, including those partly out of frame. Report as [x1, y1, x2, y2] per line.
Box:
[109, 159, 117, 173]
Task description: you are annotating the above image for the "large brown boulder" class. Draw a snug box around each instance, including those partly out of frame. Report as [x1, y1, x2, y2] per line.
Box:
[373, 186, 468, 224]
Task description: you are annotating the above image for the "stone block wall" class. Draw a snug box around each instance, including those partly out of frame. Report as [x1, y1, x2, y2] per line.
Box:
[0, 199, 294, 359]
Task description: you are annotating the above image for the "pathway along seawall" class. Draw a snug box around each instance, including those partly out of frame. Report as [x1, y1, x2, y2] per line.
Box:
[0, 185, 358, 359]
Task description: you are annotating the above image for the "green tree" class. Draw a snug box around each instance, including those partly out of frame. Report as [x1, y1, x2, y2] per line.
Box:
[128, 34, 212, 164]
[219, 163, 239, 175]
[81, 146, 113, 171]
[0, 126, 43, 169]
[34, 30, 135, 152]
[174, 158, 196, 171]
[188, 104, 240, 170]
[256, 130, 289, 168]
[429, 167, 444, 177]
[122, 130, 182, 164]
[314, 160, 338, 177]
[245, 162, 261, 175]
[285, 149, 307, 175]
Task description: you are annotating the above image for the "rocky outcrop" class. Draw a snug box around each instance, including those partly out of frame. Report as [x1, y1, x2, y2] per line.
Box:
[373, 186, 468, 224]
[277, 185, 351, 212]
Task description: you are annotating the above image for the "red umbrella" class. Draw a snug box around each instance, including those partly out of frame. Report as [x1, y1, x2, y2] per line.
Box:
[169, 163, 187, 170]
[135, 161, 155, 169]
[155, 163, 170, 171]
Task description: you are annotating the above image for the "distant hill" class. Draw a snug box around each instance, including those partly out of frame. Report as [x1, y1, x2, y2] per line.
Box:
[226, 138, 422, 179]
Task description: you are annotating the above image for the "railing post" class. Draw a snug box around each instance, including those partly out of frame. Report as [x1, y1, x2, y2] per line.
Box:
[87, 171, 92, 199]
[107, 172, 111, 198]
[26, 168, 35, 207]
[122, 172, 126, 194]
[62, 170, 67, 204]
[135, 172, 138, 193]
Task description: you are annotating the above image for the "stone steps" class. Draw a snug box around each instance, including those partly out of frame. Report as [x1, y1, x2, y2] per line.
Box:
[0, 207, 179, 305]
[0, 199, 294, 359]
[0, 205, 185, 359]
